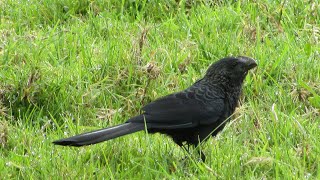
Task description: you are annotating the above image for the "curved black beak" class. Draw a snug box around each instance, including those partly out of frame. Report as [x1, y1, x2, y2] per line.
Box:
[237, 56, 257, 70]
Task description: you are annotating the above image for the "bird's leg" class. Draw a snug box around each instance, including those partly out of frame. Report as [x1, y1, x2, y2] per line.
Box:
[180, 143, 193, 161]
[195, 141, 206, 162]
[181, 144, 190, 154]
[198, 149, 206, 162]
[181, 143, 206, 161]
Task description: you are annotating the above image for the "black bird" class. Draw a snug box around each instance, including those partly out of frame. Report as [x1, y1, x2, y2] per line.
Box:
[53, 56, 257, 161]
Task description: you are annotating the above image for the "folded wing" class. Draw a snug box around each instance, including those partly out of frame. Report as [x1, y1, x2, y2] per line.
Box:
[127, 86, 225, 128]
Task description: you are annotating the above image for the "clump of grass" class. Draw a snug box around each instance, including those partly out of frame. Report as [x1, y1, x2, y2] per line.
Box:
[0, 0, 319, 179]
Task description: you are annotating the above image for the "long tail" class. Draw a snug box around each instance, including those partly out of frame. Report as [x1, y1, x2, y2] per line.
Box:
[52, 123, 145, 147]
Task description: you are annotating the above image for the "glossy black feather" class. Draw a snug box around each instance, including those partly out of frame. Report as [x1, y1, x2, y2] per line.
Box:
[128, 81, 225, 126]
[53, 123, 144, 146]
[53, 56, 257, 160]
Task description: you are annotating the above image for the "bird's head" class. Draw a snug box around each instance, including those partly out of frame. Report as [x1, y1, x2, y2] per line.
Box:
[205, 56, 257, 85]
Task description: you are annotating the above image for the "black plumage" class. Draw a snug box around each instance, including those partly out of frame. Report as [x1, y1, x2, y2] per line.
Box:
[53, 56, 257, 161]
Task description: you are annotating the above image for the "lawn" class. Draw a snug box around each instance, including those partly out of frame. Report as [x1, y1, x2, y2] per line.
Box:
[0, 0, 319, 179]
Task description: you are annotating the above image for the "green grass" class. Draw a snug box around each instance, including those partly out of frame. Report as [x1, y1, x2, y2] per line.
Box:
[1, 0, 320, 179]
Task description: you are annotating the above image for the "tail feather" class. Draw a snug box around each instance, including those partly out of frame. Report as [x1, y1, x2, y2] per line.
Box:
[53, 123, 144, 147]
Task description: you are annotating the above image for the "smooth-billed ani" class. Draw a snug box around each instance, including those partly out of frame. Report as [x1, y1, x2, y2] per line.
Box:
[53, 56, 257, 161]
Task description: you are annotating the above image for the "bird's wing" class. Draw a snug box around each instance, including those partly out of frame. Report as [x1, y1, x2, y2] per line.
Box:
[127, 85, 225, 128]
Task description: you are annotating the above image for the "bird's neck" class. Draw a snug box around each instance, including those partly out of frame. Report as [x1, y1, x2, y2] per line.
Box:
[205, 75, 243, 108]
[205, 75, 244, 93]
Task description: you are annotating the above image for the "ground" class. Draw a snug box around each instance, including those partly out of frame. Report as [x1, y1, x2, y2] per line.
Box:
[0, 0, 319, 179]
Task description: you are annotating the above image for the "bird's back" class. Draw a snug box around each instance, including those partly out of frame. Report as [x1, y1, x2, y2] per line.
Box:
[146, 79, 240, 146]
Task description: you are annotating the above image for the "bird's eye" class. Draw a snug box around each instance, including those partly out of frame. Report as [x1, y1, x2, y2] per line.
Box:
[231, 62, 238, 68]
